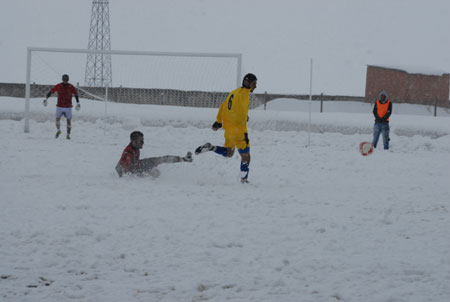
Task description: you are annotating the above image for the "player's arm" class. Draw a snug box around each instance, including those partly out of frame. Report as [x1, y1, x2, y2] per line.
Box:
[116, 151, 132, 176]
[43, 85, 56, 106]
[72, 85, 81, 110]
[384, 101, 392, 120]
[212, 102, 225, 131]
[373, 103, 381, 121]
[71, 85, 80, 103]
[74, 94, 80, 110]
[240, 93, 250, 125]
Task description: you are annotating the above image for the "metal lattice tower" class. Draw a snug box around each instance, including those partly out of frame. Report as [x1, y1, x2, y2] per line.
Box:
[85, 0, 112, 87]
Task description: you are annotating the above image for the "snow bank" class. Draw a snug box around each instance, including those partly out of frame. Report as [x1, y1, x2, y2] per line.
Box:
[2, 97, 450, 138]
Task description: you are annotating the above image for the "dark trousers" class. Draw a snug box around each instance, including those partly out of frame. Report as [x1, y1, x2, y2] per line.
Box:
[137, 156, 182, 173]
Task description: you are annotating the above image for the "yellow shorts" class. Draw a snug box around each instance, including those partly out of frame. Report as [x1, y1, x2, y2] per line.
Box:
[224, 132, 250, 151]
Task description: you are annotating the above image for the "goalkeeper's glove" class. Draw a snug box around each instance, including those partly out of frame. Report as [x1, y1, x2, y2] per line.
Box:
[76, 103, 81, 111]
[212, 121, 222, 131]
[43, 99, 48, 107]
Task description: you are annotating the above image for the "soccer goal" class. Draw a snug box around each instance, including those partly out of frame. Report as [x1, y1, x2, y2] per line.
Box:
[24, 47, 243, 132]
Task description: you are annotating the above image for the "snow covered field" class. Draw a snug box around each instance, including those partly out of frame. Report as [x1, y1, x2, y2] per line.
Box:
[1, 96, 450, 302]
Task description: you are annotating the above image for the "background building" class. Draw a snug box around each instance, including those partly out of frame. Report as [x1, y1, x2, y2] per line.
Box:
[365, 65, 449, 107]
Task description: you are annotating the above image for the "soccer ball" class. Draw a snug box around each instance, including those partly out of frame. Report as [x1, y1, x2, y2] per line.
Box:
[359, 141, 374, 156]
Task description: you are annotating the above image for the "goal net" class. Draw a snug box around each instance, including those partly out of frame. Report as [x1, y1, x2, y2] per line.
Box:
[24, 47, 246, 132]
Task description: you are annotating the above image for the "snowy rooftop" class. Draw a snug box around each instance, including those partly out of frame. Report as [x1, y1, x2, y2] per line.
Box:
[369, 64, 448, 76]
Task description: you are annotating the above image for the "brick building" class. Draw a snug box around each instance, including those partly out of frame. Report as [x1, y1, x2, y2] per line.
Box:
[365, 65, 449, 107]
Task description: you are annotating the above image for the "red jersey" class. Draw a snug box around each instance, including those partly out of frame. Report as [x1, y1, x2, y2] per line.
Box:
[50, 83, 78, 108]
[116, 143, 140, 176]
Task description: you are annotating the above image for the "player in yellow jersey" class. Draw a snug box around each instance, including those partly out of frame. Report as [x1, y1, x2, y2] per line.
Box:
[195, 73, 257, 183]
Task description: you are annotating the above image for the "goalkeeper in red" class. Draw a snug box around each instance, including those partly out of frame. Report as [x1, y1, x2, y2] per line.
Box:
[195, 73, 257, 183]
[43, 74, 80, 139]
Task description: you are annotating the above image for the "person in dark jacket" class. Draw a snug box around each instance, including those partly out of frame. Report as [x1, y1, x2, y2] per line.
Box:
[116, 131, 192, 177]
[372, 90, 392, 150]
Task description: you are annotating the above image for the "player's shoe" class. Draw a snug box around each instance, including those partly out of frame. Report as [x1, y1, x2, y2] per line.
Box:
[195, 143, 213, 155]
[183, 152, 193, 162]
[66, 134, 70, 140]
[240, 177, 249, 184]
[55, 130, 62, 138]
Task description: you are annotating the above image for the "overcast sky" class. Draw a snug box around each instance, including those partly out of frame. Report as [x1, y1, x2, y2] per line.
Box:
[1, 0, 450, 95]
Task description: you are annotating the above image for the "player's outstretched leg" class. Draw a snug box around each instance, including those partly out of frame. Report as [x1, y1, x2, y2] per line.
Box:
[139, 153, 193, 173]
[195, 143, 232, 158]
[195, 143, 213, 155]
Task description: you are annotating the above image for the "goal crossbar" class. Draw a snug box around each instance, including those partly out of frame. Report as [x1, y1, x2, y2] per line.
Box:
[27, 46, 243, 60]
[24, 47, 242, 132]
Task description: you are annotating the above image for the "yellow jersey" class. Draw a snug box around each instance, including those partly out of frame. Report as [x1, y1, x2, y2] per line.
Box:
[216, 87, 251, 135]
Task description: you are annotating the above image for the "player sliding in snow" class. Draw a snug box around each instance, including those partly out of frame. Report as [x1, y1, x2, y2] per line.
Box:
[195, 73, 257, 183]
[116, 131, 192, 177]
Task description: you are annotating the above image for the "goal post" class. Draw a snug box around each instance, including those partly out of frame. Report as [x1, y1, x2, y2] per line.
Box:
[24, 47, 243, 132]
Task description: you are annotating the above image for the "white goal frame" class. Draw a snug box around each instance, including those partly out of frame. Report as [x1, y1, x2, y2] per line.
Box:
[24, 47, 242, 132]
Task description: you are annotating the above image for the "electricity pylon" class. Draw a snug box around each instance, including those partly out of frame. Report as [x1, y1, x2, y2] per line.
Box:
[85, 0, 112, 87]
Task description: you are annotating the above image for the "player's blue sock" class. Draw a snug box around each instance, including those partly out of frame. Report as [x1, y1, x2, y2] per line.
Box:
[240, 162, 249, 179]
[214, 146, 228, 157]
